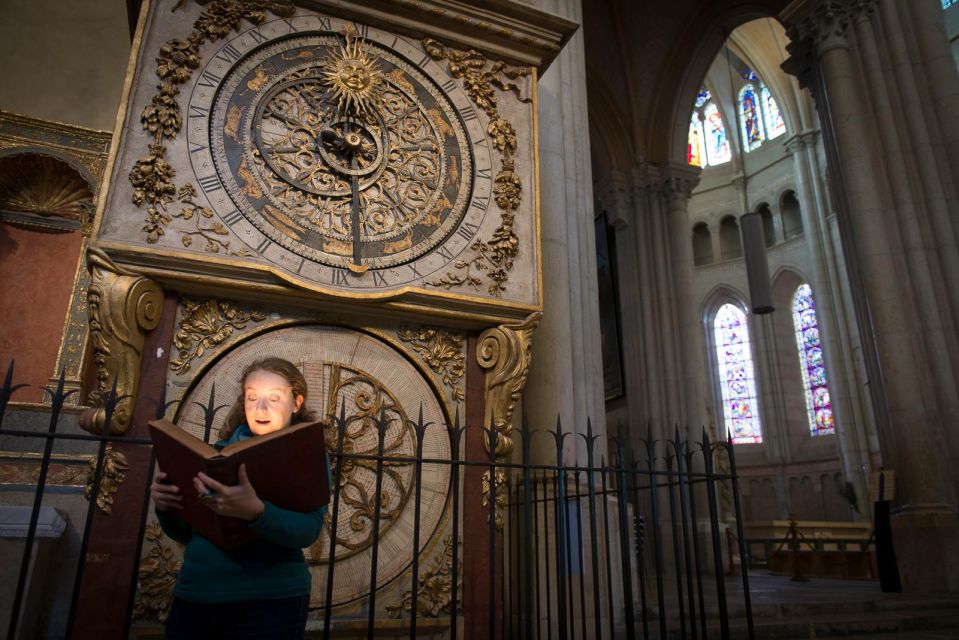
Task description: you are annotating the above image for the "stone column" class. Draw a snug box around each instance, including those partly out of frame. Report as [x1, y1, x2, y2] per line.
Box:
[783, 0, 959, 592]
[661, 164, 707, 433]
[523, 0, 606, 466]
[784, 131, 871, 512]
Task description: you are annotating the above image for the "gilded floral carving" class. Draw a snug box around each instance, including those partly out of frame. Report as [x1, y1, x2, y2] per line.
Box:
[132, 522, 182, 623]
[85, 444, 128, 515]
[387, 536, 461, 619]
[397, 327, 466, 401]
[130, 0, 294, 252]
[423, 39, 530, 296]
[170, 298, 267, 374]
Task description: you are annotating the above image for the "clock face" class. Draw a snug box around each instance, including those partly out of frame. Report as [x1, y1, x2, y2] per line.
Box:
[186, 16, 494, 289]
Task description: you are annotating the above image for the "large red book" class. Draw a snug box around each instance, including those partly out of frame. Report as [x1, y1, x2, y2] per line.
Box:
[148, 419, 330, 549]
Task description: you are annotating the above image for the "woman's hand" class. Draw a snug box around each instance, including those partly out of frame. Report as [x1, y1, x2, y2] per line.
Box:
[151, 469, 182, 512]
[193, 464, 266, 522]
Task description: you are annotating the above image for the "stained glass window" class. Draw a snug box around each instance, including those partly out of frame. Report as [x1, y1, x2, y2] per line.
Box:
[704, 103, 732, 165]
[944, 0, 957, 9]
[792, 284, 835, 437]
[695, 87, 711, 108]
[740, 66, 760, 82]
[761, 85, 786, 139]
[688, 115, 706, 167]
[714, 303, 762, 444]
[739, 85, 765, 151]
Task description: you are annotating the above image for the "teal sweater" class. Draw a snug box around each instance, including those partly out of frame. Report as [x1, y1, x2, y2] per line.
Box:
[155, 424, 328, 603]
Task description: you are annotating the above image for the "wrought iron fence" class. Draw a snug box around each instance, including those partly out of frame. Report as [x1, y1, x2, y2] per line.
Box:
[0, 360, 754, 640]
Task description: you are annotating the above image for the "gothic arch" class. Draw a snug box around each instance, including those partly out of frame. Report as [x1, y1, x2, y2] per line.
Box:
[644, 0, 792, 165]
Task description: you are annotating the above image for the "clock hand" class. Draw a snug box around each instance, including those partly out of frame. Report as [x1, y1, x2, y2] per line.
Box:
[349, 157, 365, 273]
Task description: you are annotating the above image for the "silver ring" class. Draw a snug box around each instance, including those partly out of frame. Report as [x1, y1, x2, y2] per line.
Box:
[200, 491, 216, 506]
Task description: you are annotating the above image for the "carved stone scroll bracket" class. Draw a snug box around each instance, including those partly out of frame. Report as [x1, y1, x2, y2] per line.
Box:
[476, 311, 541, 528]
[81, 247, 163, 435]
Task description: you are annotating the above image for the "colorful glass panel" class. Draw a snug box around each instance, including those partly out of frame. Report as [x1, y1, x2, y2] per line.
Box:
[739, 85, 765, 151]
[944, 0, 957, 9]
[695, 87, 711, 108]
[688, 115, 706, 167]
[740, 66, 760, 82]
[761, 85, 786, 139]
[792, 284, 835, 436]
[714, 303, 762, 444]
[703, 103, 732, 165]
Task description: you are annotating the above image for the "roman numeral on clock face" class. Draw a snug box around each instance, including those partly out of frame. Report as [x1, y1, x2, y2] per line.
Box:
[255, 237, 272, 254]
[221, 209, 243, 225]
[372, 271, 388, 287]
[456, 220, 480, 242]
[214, 43, 243, 65]
[197, 174, 222, 194]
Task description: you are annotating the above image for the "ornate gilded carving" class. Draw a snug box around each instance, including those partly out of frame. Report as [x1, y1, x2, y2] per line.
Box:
[423, 39, 531, 296]
[132, 521, 182, 623]
[82, 247, 163, 435]
[0, 154, 94, 231]
[477, 311, 541, 528]
[84, 444, 128, 515]
[308, 363, 415, 562]
[397, 326, 466, 401]
[131, 0, 294, 252]
[0, 452, 91, 486]
[170, 298, 266, 374]
[387, 535, 461, 619]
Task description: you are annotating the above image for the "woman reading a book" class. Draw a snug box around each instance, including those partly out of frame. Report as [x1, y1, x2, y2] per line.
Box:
[151, 358, 327, 639]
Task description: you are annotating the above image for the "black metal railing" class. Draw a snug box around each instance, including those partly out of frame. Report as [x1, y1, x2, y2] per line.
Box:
[0, 360, 754, 639]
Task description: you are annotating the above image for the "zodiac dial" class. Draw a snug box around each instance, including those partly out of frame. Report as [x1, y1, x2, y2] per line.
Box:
[186, 17, 494, 289]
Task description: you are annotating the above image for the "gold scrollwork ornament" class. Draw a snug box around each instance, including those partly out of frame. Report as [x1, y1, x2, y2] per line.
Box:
[477, 311, 541, 528]
[81, 247, 163, 435]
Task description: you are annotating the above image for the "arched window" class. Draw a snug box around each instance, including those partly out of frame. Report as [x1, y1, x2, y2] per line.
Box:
[791, 284, 835, 436]
[687, 86, 731, 168]
[719, 216, 742, 260]
[739, 84, 765, 151]
[703, 103, 732, 165]
[756, 203, 776, 246]
[688, 114, 706, 167]
[781, 191, 804, 238]
[760, 85, 786, 139]
[692, 222, 713, 265]
[714, 303, 763, 443]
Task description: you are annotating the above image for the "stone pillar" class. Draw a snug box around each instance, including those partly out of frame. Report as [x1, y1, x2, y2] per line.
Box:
[661, 164, 707, 433]
[523, 0, 606, 466]
[784, 131, 871, 513]
[783, 0, 959, 592]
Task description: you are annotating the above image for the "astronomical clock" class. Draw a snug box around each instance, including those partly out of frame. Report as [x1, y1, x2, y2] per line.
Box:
[78, 0, 575, 630]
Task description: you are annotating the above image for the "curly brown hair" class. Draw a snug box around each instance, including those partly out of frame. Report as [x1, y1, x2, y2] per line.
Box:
[218, 357, 316, 441]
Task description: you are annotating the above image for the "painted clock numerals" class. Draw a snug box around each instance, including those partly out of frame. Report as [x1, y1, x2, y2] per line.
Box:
[186, 16, 494, 289]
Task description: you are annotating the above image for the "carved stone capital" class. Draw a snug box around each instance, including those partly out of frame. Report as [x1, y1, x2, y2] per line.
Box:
[784, 134, 806, 156]
[660, 163, 701, 209]
[81, 248, 163, 435]
[784, 0, 851, 56]
[848, 0, 878, 25]
[595, 170, 632, 229]
[477, 311, 542, 459]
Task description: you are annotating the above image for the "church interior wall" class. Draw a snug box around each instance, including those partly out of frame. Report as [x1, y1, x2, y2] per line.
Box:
[0, 0, 129, 132]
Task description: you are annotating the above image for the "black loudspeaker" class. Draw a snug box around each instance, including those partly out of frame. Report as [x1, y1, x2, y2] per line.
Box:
[740, 212, 774, 314]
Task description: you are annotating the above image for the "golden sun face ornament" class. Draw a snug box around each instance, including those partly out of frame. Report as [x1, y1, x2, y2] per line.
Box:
[322, 31, 384, 117]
